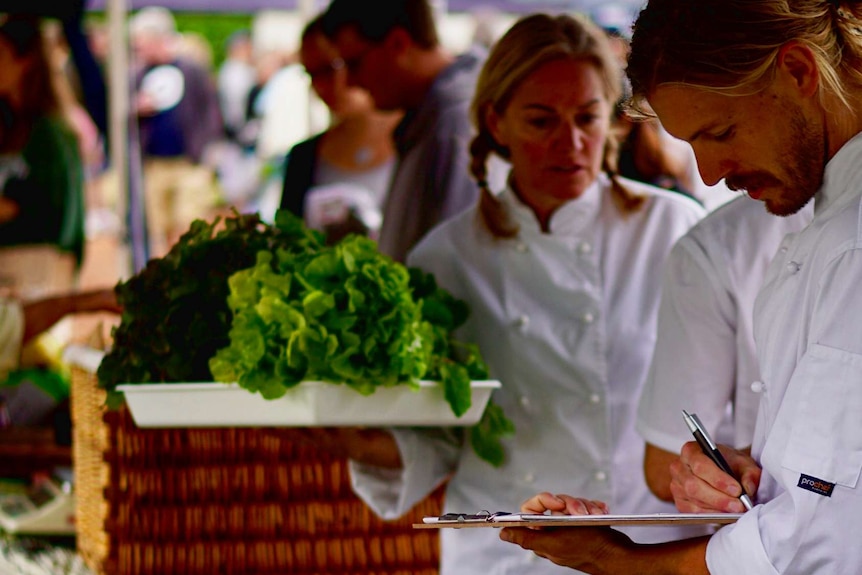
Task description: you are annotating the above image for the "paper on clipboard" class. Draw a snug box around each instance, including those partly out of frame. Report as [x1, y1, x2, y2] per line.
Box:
[414, 512, 743, 529]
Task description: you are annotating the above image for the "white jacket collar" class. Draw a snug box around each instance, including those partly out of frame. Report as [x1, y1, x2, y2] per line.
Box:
[816, 131, 862, 218]
[498, 173, 604, 238]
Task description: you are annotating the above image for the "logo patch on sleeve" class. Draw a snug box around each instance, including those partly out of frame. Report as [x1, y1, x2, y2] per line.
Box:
[797, 474, 835, 497]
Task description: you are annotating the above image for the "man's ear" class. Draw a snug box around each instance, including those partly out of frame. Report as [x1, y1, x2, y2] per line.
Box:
[777, 41, 819, 98]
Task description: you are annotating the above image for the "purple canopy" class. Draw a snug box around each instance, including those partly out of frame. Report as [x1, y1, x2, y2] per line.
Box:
[0, 0, 642, 21]
[83, 0, 639, 15]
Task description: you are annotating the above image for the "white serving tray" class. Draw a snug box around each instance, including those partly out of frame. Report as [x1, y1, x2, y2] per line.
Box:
[117, 380, 501, 428]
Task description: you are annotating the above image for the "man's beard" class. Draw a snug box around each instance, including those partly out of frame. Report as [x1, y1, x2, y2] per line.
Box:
[722, 106, 823, 217]
[766, 113, 826, 216]
[763, 111, 823, 217]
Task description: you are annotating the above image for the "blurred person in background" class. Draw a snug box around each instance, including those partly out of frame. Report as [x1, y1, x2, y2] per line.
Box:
[42, 19, 107, 228]
[44, 23, 102, 173]
[0, 12, 122, 425]
[468, 6, 508, 51]
[217, 29, 255, 144]
[0, 13, 85, 274]
[240, 48, 287, 154]
[130, 6, 224, 259]
[237, 46, 315, 219]
[251, 46, 321, 167]
[57, 0, 108, 155]
[321, 0, 495, 263]
[206, 29, 261, 216]
[176, 30, 214, 70]
[591, 2, 632, 64]
[296, 13, 706, 574]
[279, 13, 401, 245]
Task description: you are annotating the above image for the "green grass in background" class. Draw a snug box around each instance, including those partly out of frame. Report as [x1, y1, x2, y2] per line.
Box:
[173, 12, 253, 69]
[85, 12, 255, 70]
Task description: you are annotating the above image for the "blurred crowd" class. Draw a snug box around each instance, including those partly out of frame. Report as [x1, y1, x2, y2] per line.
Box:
[2, 3, 738, 267]
[0, 0, 736, 435]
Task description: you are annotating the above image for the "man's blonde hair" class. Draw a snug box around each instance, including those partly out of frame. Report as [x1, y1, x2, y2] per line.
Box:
[626, 0, 862, 117]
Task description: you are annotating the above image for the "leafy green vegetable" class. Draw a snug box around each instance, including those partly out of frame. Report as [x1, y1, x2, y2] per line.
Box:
[409, 267, 515, 466]
[97, 210, 323, 389]
[470, 401, 516, 468]
[211, 236, 423, 394]
[98, 209, 513, 466]
[210, 217, 513, 465]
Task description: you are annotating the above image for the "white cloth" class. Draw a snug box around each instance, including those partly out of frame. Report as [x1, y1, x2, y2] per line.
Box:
[254, 65, 328, 161]
[637, 196, 811, 451]
[706, 132, 862, 574]
[303, 183, 384, 237]
[0, 297, 24, 379]
[217, 58, 256, 135]
[349, 173, 706, 574]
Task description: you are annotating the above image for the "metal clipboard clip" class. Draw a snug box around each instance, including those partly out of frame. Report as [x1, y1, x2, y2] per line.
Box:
[425, 510, 514, 524]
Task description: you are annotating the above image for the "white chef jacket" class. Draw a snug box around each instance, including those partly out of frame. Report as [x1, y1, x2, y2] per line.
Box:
[349, 173, 706, 574]
[0, 297, 23, 379]
[637, 196, 811, 452]
[706, 133, 862, 574]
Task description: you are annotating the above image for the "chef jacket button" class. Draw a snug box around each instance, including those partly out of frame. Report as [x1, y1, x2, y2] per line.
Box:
[515, 315, 530, 330]
[578, 241, 592, 255]
[590, 393, 601, 404]
[780, 246, 788, 254]
[520, 395, 530, 408]
[786, 261, 801, 274]
[750, 380, 766, 393]
[594, 470, 607, 482]
[515, 242, 528, 253]
[524, 472, 535, 484]
[581, 312, 595, 324]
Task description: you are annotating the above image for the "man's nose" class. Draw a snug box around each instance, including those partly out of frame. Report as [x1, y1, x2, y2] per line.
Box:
[695, 153, 732, 187]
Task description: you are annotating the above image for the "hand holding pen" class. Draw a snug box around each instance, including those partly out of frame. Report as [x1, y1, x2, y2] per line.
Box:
[673, 410, 760, 513]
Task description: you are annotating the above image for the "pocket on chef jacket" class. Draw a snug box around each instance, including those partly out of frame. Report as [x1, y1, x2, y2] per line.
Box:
[780, 343, 862, 490]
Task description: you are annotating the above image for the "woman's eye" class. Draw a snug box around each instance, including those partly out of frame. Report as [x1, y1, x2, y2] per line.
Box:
[576, 114, 600, 127]
[527, 117, 552, 129]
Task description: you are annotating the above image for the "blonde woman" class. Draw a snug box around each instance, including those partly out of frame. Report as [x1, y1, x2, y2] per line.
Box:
[340, 12, 706, 574]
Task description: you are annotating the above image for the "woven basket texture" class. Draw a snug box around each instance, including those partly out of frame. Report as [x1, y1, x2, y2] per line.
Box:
[70, 365, 444, 575]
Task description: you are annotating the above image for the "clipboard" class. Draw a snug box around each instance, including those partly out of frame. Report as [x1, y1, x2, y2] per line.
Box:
[414, 511, 743, 529]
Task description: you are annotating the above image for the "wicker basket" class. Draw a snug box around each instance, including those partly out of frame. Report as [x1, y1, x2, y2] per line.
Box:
[68, 350, 444, 575]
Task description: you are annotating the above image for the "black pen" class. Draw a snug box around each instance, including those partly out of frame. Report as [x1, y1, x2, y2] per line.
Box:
[682, 409, 753, 511]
